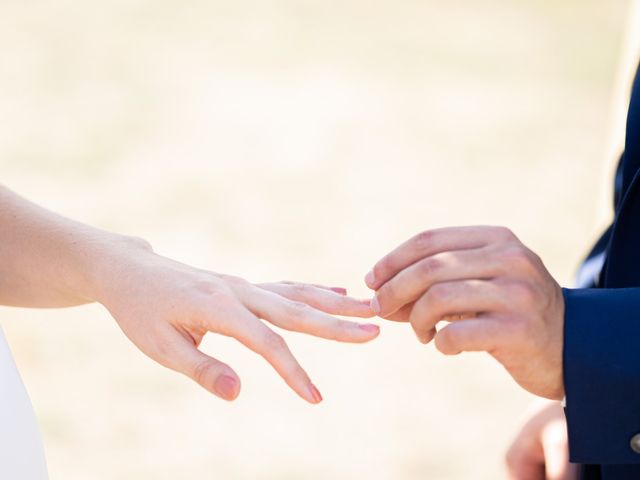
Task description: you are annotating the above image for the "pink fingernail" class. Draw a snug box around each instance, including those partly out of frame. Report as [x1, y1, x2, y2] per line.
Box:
[365, 270, 375, 287]
[214, 375, 239, 400]
[308, 384, 323, 404]
[358, 323, 380, 334]
[370, 296, 381, 315]
[330, 287, 348, 295]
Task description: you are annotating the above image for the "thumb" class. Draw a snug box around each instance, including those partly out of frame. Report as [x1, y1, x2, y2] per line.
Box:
[159, 328, 241, 401]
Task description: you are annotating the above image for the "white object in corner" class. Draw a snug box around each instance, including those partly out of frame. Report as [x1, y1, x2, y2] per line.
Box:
[0, 327, 48, 480]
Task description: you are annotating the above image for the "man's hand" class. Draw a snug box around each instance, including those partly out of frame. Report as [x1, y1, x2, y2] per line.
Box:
[366, 226, 565, 399]
[506, 401, 577, 480]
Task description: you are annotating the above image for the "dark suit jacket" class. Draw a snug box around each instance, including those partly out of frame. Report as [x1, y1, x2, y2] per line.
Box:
[564, 64, 640, 479]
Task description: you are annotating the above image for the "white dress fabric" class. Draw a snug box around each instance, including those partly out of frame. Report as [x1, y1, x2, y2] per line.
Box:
[0, 327, 48, 479]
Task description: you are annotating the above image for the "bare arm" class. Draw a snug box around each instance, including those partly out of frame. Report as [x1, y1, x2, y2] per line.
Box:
[0, 184, 142, 307]
[0, 185, 379, 403]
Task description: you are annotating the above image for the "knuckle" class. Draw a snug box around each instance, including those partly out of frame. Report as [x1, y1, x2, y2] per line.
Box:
[503, 245, 535, 272]
[420, 256, 444, 278]
[195, 277, 233, 299]
[510, 281, 537, 308]
[292, 283, 312, 296]
[222, 274, 250, 289]
[409, 313, 424, 333]
[193, 359, 218, 386]
[493, 226, 517, 242]
[374, 256, 392, 279]
[151, 334, 174, 363]
[125, 235, 154, 252]
[426, 283, 452, 308]
[506, 244, 528, 260]
[286, 300, 311, 318]
[414, 230, 435, 250]
[263, 331, 287, 353]
[202, 289, 235, 313]
[195, 279, 221, 296]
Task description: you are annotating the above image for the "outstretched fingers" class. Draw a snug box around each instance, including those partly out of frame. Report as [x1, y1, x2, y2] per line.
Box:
[258, 281, 374, 318]
[218, 303, 324, 404]
[246, 286, 380, 343]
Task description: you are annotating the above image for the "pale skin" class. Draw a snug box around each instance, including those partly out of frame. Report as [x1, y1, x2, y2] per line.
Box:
[0, 185, 379, 404]
[365, 226, 570, 479]
[506, 400, 577, 480]
[1, 187, 572, 473]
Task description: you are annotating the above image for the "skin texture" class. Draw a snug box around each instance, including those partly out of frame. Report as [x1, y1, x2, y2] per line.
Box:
[366, 226, 565, 400]
[0, 186, 378, 403]
[506, 401, 578, 480]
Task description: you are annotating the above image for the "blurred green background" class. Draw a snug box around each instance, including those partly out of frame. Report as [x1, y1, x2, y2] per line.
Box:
[0, 0, 633, 478]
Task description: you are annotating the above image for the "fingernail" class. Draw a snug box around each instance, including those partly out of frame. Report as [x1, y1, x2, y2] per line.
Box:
[358, 323, 380, 334]
[330, 287, 348, 295]
[365, 270, 375, 287]
[370, 296, 381, 315]
[308, 383, 323, 404]
[214, 375, 239, 400]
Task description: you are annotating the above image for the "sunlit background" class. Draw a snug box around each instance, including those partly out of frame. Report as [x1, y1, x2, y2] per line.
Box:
[0, 0, 637, 478]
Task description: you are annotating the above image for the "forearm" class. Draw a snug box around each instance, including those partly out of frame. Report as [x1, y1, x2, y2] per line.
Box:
[0, 185, 150, 308]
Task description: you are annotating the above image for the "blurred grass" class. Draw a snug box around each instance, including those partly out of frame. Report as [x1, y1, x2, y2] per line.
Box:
[0, 0, 631, 479]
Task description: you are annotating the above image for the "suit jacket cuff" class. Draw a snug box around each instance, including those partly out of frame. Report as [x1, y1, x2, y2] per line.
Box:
[563, 287, 640, 464]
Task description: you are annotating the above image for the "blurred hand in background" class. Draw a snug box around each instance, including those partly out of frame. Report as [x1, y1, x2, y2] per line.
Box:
[506, 400, 577, 480]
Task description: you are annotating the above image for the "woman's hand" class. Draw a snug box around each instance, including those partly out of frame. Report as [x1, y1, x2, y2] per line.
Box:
[0, 186, 377, 403]
[506, 401, 577, 480]
[92, 240, 378, 403]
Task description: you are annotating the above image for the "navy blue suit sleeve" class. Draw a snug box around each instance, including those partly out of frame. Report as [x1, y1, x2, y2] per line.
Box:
[563, 287, 640, 464]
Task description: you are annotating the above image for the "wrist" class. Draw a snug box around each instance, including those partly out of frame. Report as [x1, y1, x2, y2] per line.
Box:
[76, 230, 154, 305]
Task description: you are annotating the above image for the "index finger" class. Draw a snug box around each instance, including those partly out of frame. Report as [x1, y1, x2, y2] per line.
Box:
[365, 226, 514, 290]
